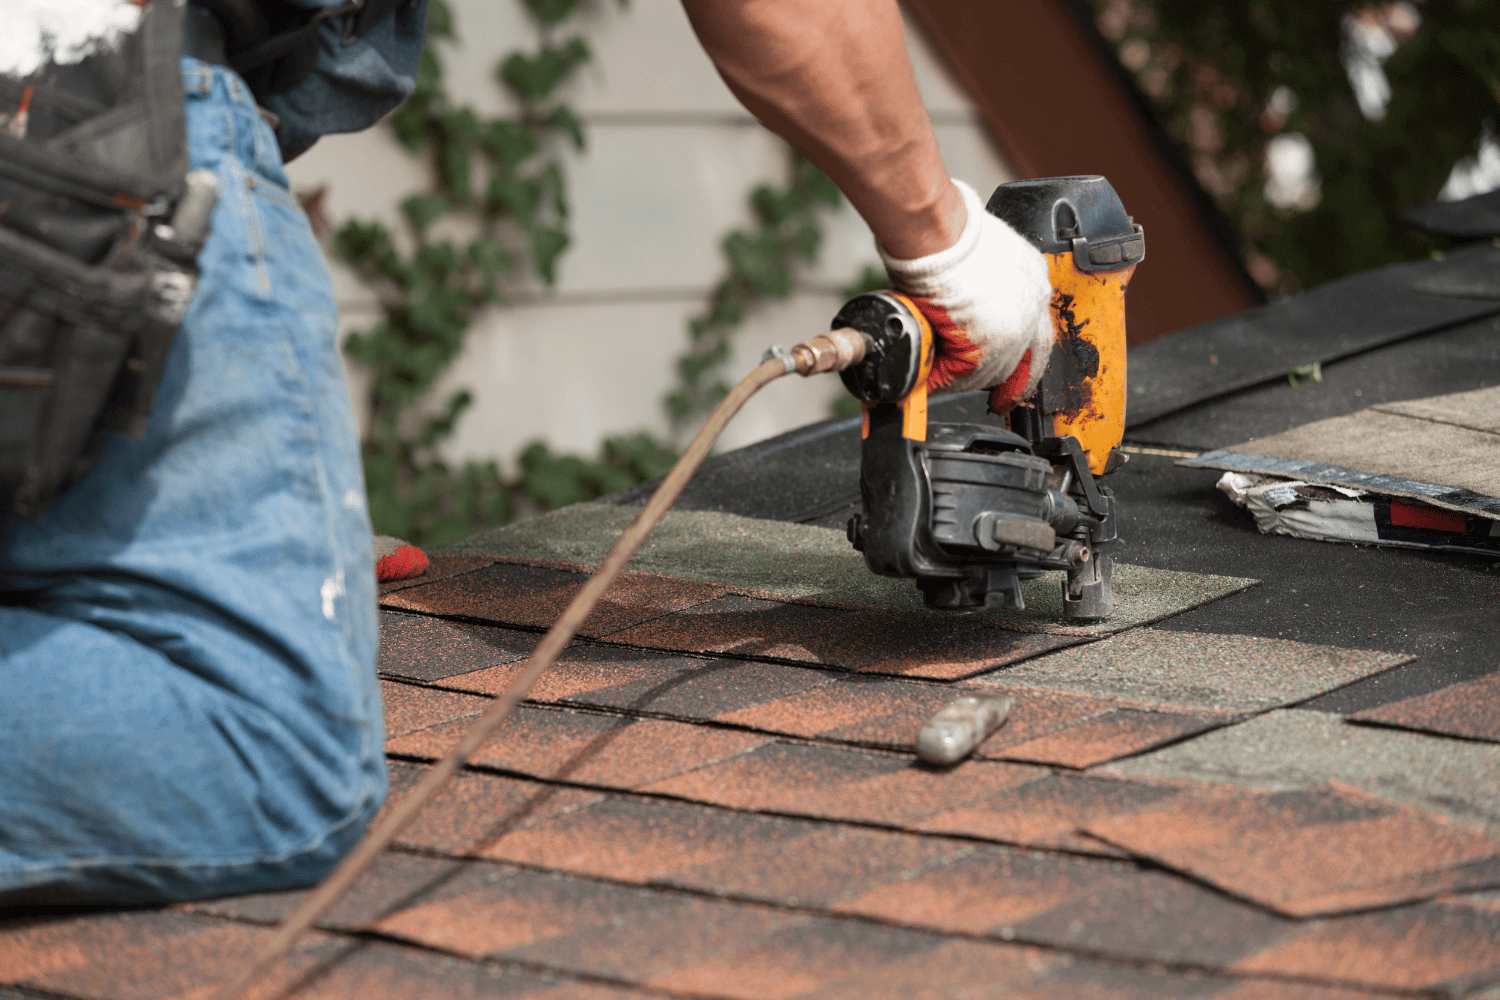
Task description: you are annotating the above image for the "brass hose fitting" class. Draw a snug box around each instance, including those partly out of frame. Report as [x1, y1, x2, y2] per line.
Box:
[789, 327, 869, 376]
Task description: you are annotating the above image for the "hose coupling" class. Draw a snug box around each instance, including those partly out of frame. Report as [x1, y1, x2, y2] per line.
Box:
[790, 327, 869, 376]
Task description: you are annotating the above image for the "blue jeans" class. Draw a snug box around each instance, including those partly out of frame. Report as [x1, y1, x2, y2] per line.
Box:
[0, 61, 385, 906]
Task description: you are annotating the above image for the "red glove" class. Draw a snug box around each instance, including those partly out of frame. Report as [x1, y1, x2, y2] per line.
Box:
[374, 535, 428, 583]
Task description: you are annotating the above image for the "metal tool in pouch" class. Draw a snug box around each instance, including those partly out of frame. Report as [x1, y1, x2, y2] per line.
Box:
[0, 1, 218, 517]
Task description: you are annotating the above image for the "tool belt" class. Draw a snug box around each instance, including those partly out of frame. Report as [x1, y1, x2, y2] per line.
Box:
[0, 1, 216, 518]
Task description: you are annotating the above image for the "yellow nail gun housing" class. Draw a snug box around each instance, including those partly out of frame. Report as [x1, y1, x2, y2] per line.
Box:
[838, 176, 1142, 618]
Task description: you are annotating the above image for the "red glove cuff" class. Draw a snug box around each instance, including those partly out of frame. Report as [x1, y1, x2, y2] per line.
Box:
[911, 297, 983, 392]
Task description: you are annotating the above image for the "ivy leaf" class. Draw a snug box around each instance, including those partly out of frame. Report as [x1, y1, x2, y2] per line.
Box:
[480, 120, 539, 170]
[540, 161, 568, 218]
[424, 0, 455, 40]
[467, 240, 512, 297]
[401, 193, 448, 234]
[724, 230, 790, 297]
[487, 174, 544, 220]
[419, 391, 473, 448]
[750, 185, 799, 227]
[548, 105, 586, 151]
[520, 0, 583, 26]
[529, 225, 571, 285]
[791, 219, 822, 263]
[800, 166, 842, 209]
[441, 141, 473, 204]
[604, 433, 677, 481]
[499, 37, 590, 102]
[840, 263, 888, 299]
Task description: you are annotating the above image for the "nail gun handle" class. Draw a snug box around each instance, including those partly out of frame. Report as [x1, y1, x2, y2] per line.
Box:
[986, 176, 1142, 476]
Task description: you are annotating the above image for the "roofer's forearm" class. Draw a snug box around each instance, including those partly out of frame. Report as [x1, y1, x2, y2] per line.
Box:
[680, 0, 965, 259]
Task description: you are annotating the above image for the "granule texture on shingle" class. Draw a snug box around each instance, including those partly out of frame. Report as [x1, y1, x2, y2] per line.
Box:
[369, 862, 798, 980]
[640, 741, 1045, 826]
[1101, 709, 1500, 839]
[1350, 673, 1500, 743]
[0, 909, 362, 1000]
[912, 772, 1183, 855]
[1083, 781, 1500, 916]
[1229, 899, 1500, 993]
[380, 679, 488, 740]
[381, 561, 726, 638]
[377, 610, 537, 682]
[986, 629, 1410, 713]
[445, 505, 1256, 634]
[993, 707, 1230, 769]
[833, 842, 1302, 968]
[476, 793, 971, 908]
[386, 705, 772, 789]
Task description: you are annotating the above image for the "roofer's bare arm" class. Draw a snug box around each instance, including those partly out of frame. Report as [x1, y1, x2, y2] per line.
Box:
[682, 0, 1054, 400]
[680, 0, 966, 259]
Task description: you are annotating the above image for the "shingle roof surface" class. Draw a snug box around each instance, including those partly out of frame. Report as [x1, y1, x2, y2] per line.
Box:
[6, 300, 1500, 999]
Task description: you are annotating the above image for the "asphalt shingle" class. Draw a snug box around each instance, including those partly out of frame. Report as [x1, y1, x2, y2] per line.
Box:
[1350, 673, 1500, 743]
[444, 506, 1258, 634]
[1083, 781, 1500, 916]
[1102, 709, 1500, 839]
[387, 704, 772, 788]
[380, 562, 725, 639]
[983, 629, 1410, 713]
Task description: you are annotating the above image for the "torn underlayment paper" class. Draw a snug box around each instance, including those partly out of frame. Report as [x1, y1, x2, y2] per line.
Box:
[1, 1, 141, 78]
[1182, 385, 1500, 519]
[1216, 472, 1500, 555]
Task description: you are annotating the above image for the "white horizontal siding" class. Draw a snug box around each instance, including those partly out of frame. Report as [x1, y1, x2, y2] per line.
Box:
[287, 0, 1013, 473]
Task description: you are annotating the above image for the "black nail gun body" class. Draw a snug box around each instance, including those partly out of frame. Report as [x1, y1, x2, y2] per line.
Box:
[838, 176, 1143, 619]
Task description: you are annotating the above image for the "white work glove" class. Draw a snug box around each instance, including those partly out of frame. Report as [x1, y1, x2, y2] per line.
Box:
[879, 179, 1053, 408]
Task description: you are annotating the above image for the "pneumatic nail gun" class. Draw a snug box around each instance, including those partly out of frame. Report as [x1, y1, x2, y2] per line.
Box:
[837, 176, 1143, 619]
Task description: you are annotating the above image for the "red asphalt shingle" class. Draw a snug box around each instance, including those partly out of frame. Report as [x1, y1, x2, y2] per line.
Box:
[368, 863, 796, 981]
[1083, 781, 1500, 917]
[602, 594, 1090, 678]
[377, 553, 497, 596]
[436, 642, 838, 720]
[1230, 899, 1500, 992]
[0, 909, 356, 1000]
[640, 915, 1051, 1000]
[380, 680, 488, 740]
[832, 844, 1302, 968]
[851, 627, 1093, 680]
[473, 793, 970, 907]
[381, 761, 605, 856]
[640, 740, 1045, 826]
[993, 707, 1231, 769]
[377, 610, 538, 683]
[912, 772, 1186, 856]
[1350, 673, 1500, 744]
[386, 704, 771, 788]
[380, 562, 725, 638]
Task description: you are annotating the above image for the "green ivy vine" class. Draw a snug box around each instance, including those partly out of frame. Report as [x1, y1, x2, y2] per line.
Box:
[665, 147, 887, 430]
[336, 0, 675, 546]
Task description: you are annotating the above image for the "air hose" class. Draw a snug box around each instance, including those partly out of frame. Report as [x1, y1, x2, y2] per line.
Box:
[212, 327, 870, 1000]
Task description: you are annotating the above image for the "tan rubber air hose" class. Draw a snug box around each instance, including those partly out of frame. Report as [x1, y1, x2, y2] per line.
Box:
[211, 327, 869, 1000]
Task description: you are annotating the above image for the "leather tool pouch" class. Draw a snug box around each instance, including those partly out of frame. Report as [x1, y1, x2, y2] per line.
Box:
[0, 0, 216, 517]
